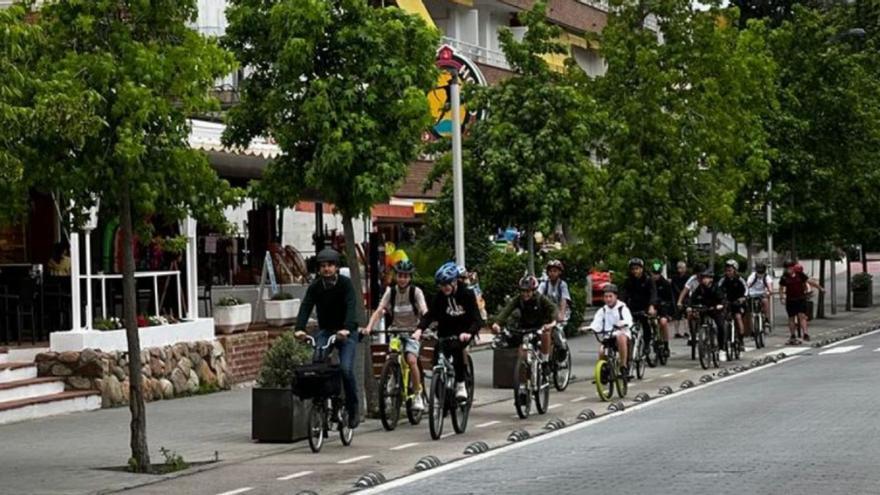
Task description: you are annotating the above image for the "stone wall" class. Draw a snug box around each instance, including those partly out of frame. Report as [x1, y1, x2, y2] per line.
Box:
[35, 340, 229, 408]
[217, 331, 269, 385]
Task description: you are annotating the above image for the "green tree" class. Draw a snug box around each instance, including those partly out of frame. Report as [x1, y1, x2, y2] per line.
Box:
[585, 0, 775, 265]
[1, 1, 236, 472]
[223, 0, 439, 412]
[428, 1, 601, 274]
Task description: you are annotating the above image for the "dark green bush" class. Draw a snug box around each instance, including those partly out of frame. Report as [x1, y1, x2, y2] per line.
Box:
[257, 331, 313, 388]
[478, 249, 528, 315]
[852, 272, 873, 291]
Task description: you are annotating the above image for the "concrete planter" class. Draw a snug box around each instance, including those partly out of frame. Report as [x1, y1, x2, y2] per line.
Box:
[214, 303, 252, 334]
[252, 387, 311, 442]
[853, 289, 872, 308]
[265, 299, 301, 327]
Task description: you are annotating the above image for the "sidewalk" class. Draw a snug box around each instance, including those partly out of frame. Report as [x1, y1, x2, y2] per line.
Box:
[2, 303, 879, 495]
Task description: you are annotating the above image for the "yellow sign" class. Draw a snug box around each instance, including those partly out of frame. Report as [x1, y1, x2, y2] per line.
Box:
[428, 45, 487, 139]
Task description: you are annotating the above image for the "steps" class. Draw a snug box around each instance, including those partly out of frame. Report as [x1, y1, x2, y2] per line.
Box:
[0, 360, 100, 425]
[0, 347, 7, 364]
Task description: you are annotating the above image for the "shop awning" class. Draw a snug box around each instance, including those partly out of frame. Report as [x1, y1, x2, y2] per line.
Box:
[394, 0, 436, 27]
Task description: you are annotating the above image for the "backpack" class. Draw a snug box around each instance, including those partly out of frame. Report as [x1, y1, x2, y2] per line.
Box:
[748, 273, 769, 289]
[384, 285, 421, 328]
[541, 280, 563, 303]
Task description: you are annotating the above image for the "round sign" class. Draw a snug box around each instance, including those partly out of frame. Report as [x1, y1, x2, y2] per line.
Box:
[427, 45, 487, 139]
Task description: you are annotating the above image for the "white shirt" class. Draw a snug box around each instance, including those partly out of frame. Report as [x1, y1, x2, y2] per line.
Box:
[746, 273, 773, 297]
[684, 274, 700, 294]
[589, 300, 633, 336]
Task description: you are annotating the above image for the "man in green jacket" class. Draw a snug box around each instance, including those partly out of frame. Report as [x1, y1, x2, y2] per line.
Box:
[491, 275, 558, 362]
[294, 248, 360, 428]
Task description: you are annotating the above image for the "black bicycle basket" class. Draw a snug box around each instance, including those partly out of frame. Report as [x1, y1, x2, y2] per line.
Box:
[292, 362, 342, 399]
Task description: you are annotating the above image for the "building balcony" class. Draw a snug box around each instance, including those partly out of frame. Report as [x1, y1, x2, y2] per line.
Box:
[441, 36, 510, 70]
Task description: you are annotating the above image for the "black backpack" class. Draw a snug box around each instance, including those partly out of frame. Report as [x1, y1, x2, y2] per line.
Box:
[384, 285, 421, 327]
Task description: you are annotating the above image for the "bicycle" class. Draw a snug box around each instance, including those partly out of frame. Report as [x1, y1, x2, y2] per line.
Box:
[377, 329, 427, 431]
[689, 305, 720, 370]
[294, 333, 353, 453]
[593, 329, 628, 401]
[550, 323, 572, 391]
[747, 295, 768, 349]
[723, 305, 742, 362]
[494, 327, 551, 419]
[629, 313, 648, 380]
[425, 331, 474, 440]
[644, 314, 669, 367]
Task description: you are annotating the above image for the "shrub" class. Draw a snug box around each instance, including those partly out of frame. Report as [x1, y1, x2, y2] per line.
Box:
[217, 296, 243, 307]
[852, 272, 873, 291]
[271, 292, 295, 301]
[257, 331, 313, 388]
[564, 283, 587, 337]
[479, 249, 527, 315]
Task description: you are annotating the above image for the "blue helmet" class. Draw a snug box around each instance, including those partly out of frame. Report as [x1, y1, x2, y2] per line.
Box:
[435, 262, 460, 285]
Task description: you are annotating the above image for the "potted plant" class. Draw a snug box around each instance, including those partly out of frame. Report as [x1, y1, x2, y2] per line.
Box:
[252, 331, 313, 442]
[852, 272, 873, 308]
[264, 291, 301, 327]
[214, 297, 252, 334]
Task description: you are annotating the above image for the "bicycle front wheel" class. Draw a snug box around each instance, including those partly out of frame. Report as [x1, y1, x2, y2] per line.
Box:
[698, 326, 710, 370]
[307, 402, 325, 453]
[338, 405, 353, 446]
[553, 342, 572, 391]
[594, 359, 613, 402]
[534, 360, 550, 415]
[615, 360, 628, 399]
[378, 360, 402, 431]
[428, 371, 445, 440]
[754, 314, 764, 349]
[513, 353, 532, 419]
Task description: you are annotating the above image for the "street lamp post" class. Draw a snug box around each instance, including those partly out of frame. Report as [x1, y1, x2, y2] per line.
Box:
[450, 71, 466, 268]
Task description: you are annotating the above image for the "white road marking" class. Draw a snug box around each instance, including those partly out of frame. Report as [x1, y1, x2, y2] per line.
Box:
[475, 421, 500, 428]
[679, 369, 689, 373]
[570, 396, 588, 403]
[661, 373, 674, 378]
[277, 471, 313, 481]
[765, 346, 809, 357]
[643, 379, 654, 383]
[338, 455, 372, 464]
[874, 347, 880, 352]
[358, 356, 803, 495]
[441, 432, 456, 439]
[548, 404, 562, 410]
[819, 345, 862, 355]
[390, 442, 420, 451]
[216, 489, 253, 495]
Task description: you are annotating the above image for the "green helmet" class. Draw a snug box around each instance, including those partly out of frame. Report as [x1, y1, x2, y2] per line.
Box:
[394, 260, 415, 274]
[651, 260, 664, 273]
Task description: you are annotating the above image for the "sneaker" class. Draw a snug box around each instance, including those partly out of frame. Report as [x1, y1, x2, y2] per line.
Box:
[674, 333, 684, 339]
[411, 394, 425, 412]
[786, 337, 800, 345]
[455, 382, 468, 400]
[347, 410, 360, 429]
[803, 333, 810, 342]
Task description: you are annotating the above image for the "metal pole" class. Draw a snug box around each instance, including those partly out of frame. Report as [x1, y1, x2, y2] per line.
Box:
[70, 232, 82, 331]
[84, 231, 93, 329]
[450, 72, 466, 268]
[831, 256, 837, 315]
[767, 182, 775, 328]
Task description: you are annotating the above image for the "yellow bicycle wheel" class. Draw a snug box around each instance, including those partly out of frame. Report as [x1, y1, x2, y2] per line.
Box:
[594, 359, 613, 402]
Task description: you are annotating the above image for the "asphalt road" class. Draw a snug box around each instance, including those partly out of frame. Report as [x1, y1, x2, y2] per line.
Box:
[376, 330, 880, 495]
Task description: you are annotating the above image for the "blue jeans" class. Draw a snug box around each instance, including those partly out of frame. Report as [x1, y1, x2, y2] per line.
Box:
[316, 330, 358, 419]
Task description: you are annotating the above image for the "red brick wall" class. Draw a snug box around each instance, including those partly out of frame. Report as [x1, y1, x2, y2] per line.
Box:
[218, 331, 269, 384]
[476, 62, 516, 85]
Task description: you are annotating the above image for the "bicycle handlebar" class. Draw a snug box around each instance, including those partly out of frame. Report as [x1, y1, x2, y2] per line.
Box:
[301, 333, 339, 350]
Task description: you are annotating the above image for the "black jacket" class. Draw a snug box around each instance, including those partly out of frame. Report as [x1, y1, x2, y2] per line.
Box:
[622, 274, 657, 312]
[418, 284, 483, 338]
[653, 276, 676, 307]
[718, 276, 747, 302]
[690, 283, 724, 308]
[295, 275, 358, 333]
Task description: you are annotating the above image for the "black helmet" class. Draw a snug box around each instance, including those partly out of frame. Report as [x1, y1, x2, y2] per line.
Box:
[755, 263, 767, 273]
[700, 269, 715, 279]
[603, 283, 619, 295]
[315, 248, 341, 266]
[394, 260, 415, 274]
[629, 257, 645, 268]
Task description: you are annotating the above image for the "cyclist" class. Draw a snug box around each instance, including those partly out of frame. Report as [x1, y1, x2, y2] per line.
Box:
[717, 259, 748, 348]
[364, 259, 428, 411]
[589, 284, 632, 377]
[779, 261, 824, 344]
[649, 260, 675, 355]
[621, 258, 658, 345]
[677, 263, 706, 345]
[745, 262, 773, 333]
[670, 261, 690, 339]
[689, 269, 726, 348]
[491, 275, 558, 364]
[539, 260, 572, 323]
[294, 248, 360, 428]
[417, 262, 482, 400]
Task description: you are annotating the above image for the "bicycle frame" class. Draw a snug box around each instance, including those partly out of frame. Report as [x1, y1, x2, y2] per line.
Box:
[387, 332, 418, 402]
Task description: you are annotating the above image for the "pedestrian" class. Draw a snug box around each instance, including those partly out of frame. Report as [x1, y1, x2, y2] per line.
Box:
[778, 260, 824, 344]
[670, 261, 690, 338]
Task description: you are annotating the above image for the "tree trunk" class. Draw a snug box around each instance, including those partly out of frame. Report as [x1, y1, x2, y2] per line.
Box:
[709, 230, 717, 272]
[746, 241, 752, 271]
[861, 244, 868, 273]
[846, 255, 852, 312]
[341, 213, 373, 419]
[817, 258, 826, 319]
[119, 181, 151, 473]
[527, 225, 535, 276]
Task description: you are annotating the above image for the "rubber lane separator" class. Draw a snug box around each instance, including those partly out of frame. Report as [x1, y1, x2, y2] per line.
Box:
[216, 488, 253, 495]
[822, 328, 880, 349]
[338, 455, 373, 464]
[277, 471, 313, 481]
[390, 442, 420, 451]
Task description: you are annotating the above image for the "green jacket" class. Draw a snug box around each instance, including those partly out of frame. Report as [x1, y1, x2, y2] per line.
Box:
[494, 293, 557, 329]
[295, 275, 358, 333]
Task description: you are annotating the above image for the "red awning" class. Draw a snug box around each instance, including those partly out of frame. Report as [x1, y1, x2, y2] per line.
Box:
[294, 202, 414, 220]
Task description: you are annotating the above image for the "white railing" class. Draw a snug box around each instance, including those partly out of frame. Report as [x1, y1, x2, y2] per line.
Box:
[441, 36, 510, 70]
[577, 0, 610, 12]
